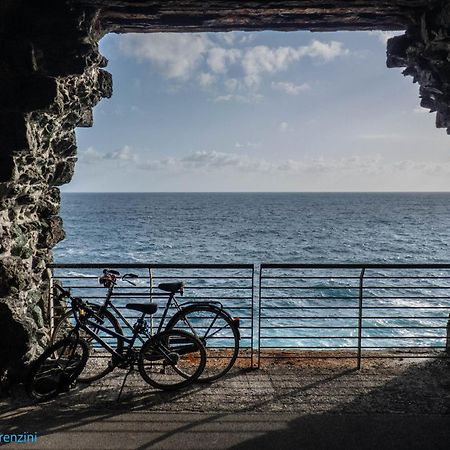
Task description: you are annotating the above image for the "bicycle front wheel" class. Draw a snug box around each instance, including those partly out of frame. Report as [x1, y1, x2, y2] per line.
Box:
[166, 305, 240, 382]
[26, 337, 89, 402]
[51, 306, 123, 382]
[138, 330, 206, 390]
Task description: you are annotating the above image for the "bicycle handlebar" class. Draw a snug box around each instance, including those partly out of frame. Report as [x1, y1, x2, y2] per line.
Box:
[103, 269, 120, 276]
[122, 273, 138, 285]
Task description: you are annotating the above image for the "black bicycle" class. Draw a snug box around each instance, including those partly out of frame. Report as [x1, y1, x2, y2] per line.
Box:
[51, 269, 240, 382]
[27, 284, 207, 401]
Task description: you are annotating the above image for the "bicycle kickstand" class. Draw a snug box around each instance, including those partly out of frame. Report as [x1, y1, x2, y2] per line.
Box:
[117, 365, 134, 402]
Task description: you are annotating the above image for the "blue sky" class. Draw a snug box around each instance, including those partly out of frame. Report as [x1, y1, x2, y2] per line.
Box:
[67, 30, 450, 192]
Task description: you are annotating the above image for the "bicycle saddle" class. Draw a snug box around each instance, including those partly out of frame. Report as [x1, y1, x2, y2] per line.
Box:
[157, 282, 184, 293]
[125, 303, 158, 315]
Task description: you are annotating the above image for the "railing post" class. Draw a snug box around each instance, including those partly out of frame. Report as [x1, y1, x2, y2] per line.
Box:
[257, 264, 262, 369]
[446, 313, 450, 354]
[46, 267, 54, 337]
[251, 265, 255, 368]
[357, 268, 365, 370]
[149, 267, 154, 334]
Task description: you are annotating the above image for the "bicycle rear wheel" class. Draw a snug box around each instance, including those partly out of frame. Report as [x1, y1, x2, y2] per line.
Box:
[138, 330, 206, 390]
[26, 337, 89, 402]
[51, 306, 123, 382]
[166, 305, 240, 382]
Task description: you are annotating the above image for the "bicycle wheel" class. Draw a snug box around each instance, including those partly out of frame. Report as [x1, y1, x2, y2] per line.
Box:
[166, 305, 240, 382]
[26, 337, 89, 402]
[138, 330, 206, 390]
[51, 306, 123, 382]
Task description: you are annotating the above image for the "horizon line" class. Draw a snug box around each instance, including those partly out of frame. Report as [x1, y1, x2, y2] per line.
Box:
[60, 190, 450, 194]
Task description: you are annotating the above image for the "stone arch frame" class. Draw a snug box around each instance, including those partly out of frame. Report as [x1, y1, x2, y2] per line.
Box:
[1, 0, 449, 381]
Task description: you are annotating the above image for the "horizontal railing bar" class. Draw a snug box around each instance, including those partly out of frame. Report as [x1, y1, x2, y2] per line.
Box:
[259, 335, 445, 339]
[55, 286, 251, 291]
[360, 346, 447, 349]
[360, 336, 445, 339]
[150, 276, 253, 280]
[261, 306, 360, 310]
[362, 316, 448, 319]
[262, 276, 450, 280]
[50, 263, 254, 269]
[260, 345, 359, 348]
[259, 325, 447, 329]
[261, 263, 450, 269]
[261, 306, 450, 310]
[260, 336, 358, 339]
[258, 354, 449, 359]
[260, 326, 357, 329]
[261, 285, 450, 290]
[261, 296, 450, 300]
[260, 296, 358, 300]
[364, 326, 447, 329]
[260, 316, 358, 319]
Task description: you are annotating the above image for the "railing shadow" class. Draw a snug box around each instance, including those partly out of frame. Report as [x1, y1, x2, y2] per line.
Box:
[1, 359, 449, 449]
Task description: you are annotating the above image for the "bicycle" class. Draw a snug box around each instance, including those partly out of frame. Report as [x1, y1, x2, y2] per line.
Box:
[51, 269, 240, 382]
[28, 284, 206, 401]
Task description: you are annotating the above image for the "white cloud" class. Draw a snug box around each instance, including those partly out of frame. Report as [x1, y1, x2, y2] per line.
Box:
[278, 122, 289, 132]
[78, 145, 138, 164]
[224, 78, 239, 92]
[118, 34, 350, 92]
[118, 33, 213, 79]
[105, 145, 138, 162]
[235, 141, 261, 149]
[207, 47, 241, 74]
[413, 106, 429, 114]
[219, 33, 237, 46]
[367, 31, 403, 45]
[78, 146, 103, 163]
[101, 147, 450, 181]
[271, 81, 310, 95]
[198, 72, 216, 87]
[213, 93, 263, 103]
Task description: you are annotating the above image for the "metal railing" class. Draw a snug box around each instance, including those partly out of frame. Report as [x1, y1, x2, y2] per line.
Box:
[47, 262, 450, 370]
[47, 263, 255, 366]
[258, 264, 450, 368]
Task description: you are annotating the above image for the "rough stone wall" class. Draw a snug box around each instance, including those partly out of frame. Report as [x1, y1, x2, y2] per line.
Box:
[0, 0, 111, 379]
[71, 0, 441, 32]
[387, 2, 450, 134]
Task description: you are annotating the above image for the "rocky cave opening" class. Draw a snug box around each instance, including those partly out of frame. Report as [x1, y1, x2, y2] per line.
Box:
[1, 0, 450, 383]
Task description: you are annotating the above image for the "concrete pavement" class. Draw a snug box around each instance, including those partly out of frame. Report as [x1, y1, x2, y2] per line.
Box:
[1, 358, 450, 449]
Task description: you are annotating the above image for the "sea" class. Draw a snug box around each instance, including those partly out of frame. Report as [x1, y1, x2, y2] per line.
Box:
[55, 192, 450, 264]
[54, 192, 450, 351]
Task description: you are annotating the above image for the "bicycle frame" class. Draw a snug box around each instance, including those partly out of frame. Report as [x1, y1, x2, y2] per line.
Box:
[76, 305, 144, 362]
[95, 285, 226, 343]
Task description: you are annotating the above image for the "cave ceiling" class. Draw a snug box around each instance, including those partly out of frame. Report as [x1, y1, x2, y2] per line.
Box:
[66, 0, 445, 33]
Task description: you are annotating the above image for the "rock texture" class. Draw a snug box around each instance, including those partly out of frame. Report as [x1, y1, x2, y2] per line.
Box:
[71, 0, 442, 32]
[0, 0, 112, 380]
[1, 0, 450, 382]
[387, 2, 450, 134]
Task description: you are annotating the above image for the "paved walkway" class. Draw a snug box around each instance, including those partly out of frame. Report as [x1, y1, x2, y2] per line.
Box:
[1, 358, 450, 449]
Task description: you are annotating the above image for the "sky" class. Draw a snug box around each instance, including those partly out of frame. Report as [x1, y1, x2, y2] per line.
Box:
[66, 30, 450, 192]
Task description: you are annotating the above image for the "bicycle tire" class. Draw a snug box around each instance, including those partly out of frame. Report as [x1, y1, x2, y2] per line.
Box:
[165, 305, 240, 382]
[138, 330, 206, 390]
[26, 337, 89, 402]
[51, 306, 123, 382]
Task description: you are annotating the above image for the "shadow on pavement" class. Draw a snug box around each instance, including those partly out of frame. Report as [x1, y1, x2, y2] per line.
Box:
[0, 359, 449, 449]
